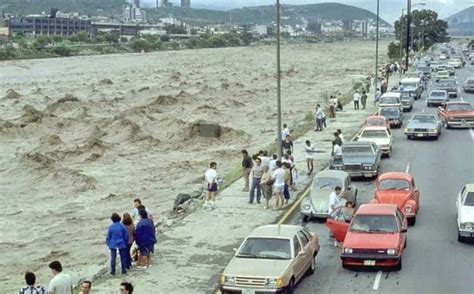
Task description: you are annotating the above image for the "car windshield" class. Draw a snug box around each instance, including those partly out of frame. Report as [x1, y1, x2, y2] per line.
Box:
[438, 80, 455, 87]
[350, 215, 399, 233]
[464, 192, 474, 206]
[314, 177, 343, 189]
[342, 146, 373, 154]
[379, 179, 410, 191]
[237, 238, 291, 260]
[446, 104, 472, 111]
[402, 82, 417, 89]
[431, 91, 446, 97]
[380, 97, 399, 104]
[368, 118, 386, 125]
[360, 130, 388, 138]
[466, 79, 474, 85]
[380, 108, 399, 116]
[412, 115, 436, 124]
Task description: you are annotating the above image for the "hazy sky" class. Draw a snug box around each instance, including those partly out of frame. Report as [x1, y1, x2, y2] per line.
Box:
[141, 0, 473, 22]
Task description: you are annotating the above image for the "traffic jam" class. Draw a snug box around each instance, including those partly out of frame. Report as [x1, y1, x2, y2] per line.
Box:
[219, 43, 474, 294]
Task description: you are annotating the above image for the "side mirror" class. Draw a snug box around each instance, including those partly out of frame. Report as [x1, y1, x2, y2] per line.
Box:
[233, 248, 238, 253]
[401, 228, 408, 233]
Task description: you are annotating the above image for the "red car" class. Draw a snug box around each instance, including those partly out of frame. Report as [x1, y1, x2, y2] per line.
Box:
[438, 102, 474, 129]
[334, 204, 408, 270]
[372, 172, 420, 226]
[365, 115, 390, 129]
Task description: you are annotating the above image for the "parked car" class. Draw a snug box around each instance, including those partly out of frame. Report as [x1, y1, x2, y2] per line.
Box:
[220, 225, 320, 294]
[400, 91, 415, 111]
[400, 78, 422, 99]
[405, 113, 442, 140]
[356, 126, 393, 157]
[378, 92, 402, 110]
[427, 90, 449, 107]
[337, 204, 408, 270]
[456, 183, 474, 243]
[448, 59, 462, 69]
[436, 79, 458, 98]
[365, 115, 390, 129]
[462, 78, 474, 93]
[329, 141, 382, 179]
[438, 102, 474, 129]
[300, 170, 358, 220]
[378, 107, 404, 128]
[435, 71, 450, 82]
[372, 172, 420, 226]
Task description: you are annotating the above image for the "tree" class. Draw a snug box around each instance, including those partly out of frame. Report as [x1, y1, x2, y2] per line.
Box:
[53, 45, 72, 57]
[387, 41, 402, 60]
[240, 31, 253, 46]
[130, 38, 152, 52]
[33, 35, 51, 49]
[394, 9, 450, 52]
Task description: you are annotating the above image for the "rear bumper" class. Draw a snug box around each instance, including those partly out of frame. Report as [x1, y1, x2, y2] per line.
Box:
[458, 230, 474, 238]
[300, 206, 329, 218]
[347, 170, 378, 178]
[426, 99, 447, 105]
[405, 131, 438, 137]
[447, 120, 474, 128]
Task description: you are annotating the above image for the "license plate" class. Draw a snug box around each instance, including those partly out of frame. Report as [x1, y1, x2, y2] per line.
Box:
[242, 289, 256, 294]
[364, 260, 376, 266]
[416, 133, 425, 137]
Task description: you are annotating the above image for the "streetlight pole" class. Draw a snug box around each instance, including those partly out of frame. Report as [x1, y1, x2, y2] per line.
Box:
[276, 0, 282, 160]
[400, 8, 406, 61]
[405, 0, 411, 70]
[374, 0, 380, 100]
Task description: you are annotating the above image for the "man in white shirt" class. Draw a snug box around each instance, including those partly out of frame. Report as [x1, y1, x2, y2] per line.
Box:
[353, 91, 361, 110]
[268, 154, 277, 176]
[204, 162, 218, 209]
[314, 104, 325, 131]
[47, 261, 73, 294]
[337, 129, 345, 144]
[272, 161, 285, 210]
[328, 186, 345, 215]
[281, 124, 290, 140]
[332, 141, 342, 161]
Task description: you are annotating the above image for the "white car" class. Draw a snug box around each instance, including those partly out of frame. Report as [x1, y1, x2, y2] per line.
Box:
[440, 54, 447, 60]
[456, 183, 474, 242]
[356, 126, 393, 157]
[448, 59, 462, 69]
[378, 92, 402, 111]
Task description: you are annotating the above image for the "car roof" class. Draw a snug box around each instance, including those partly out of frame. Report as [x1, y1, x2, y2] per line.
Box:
[446, 101, 470, 105]
[464, 183, 474, 192]
[377, 172, 412, 182]
[362, 126, 389, 131]
[248, 224, 302, 238]
[411, 113, 436, 118]
[356, 204, 398, 215]
[367, 115, 387, 120]
[380, 92, 401, 98]
[430, 90, 448, 93]
[343, 141, 376, 147]
[401, 78, 419, 82]
[314, 169, 348, 180]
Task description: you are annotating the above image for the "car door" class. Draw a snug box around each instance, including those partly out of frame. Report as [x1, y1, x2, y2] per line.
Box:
[411, 178, 420, 207]
[292, 235, 306, 281]
[456, 186, 466, 217]
[387, 128, 393, 146]
[438, 105, 447, 121]
[297, 230, 312, 275]
[396, 209, 407, 252]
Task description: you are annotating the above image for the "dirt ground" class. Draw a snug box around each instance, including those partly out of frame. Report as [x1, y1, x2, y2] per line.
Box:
[0, 41, 387, 291]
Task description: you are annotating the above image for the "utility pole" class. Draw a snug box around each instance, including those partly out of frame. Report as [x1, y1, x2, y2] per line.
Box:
[405, 0, 411, 70]
[374, 0, 380, 100]
[276, 0, 282, 160]
[400, 9, 405, 61]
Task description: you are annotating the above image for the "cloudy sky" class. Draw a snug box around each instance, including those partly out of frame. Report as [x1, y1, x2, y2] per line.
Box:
[142, 0, 473, 23]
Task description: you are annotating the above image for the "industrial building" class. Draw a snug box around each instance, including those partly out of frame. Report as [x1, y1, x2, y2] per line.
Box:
[7, 9, 91, 37]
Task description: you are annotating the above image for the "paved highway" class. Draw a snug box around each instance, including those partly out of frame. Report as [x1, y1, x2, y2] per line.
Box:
[293, 61, 474, 293]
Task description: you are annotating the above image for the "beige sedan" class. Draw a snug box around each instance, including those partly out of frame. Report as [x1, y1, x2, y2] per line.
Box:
[220, 225, 320, 294]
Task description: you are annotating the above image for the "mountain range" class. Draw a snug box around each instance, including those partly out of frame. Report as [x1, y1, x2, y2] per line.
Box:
[445, 5, 474, 36]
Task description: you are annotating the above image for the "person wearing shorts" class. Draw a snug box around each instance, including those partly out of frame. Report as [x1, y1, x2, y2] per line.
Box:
[205, 162, 218, 209]
[272, 161, 285, 210]
[135, 209, 156, 268]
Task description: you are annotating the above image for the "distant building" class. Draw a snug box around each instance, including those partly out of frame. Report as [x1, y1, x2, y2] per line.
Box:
[7, 9, 91, 37]
[133, 0, 140, 8]
[123, 2, 146, 22]
[360, 20, 368, 38]
[343, 20, 353, 32]
[161, 0, 172, 7]
[181, 0, 191, 8]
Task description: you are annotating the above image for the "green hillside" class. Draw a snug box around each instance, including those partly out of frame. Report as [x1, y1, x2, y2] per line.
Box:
[0, 0, 126, 16]
[147, 3, 390, 26]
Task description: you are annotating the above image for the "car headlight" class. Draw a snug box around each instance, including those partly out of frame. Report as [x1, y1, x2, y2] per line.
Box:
[430, 129, 437, 132]
[461, 223, 473, 230]
[405, 205, 412, 213]
[344, 248, 353, 254]
[387, 249, 397, 255]
[221, 275, 235, 284]
[266, 277, 284, 288]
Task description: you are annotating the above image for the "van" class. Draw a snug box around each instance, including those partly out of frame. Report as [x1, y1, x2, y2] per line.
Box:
[400, 78, 422, 99]
[378, 92, 402, 111]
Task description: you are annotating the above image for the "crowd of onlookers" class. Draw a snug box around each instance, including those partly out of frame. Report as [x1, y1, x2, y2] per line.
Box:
[18, 199, 157, 294]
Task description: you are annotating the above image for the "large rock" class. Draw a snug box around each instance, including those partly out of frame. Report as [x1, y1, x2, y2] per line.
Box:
[191, 123, 222, 138]
[173, 193, 191, 211]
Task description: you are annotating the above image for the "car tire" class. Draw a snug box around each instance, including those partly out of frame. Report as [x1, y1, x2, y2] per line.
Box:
[406, 135, 411, 140]
[394, 258, 402, 271]
[458, 231, 466, 243]
[285, 278, 295, 294]
[387, 147, 392, 158]
[306, 253, 316, 276]
[302, 215, 310, 222]
[408, 216, 416, 226]
[404, 238, 407, 249]
[443, 121, 450, 129]
[434, 135, 439, 141]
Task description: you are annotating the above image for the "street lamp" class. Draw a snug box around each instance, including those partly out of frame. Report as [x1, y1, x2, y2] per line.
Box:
[374, 0, 380, 100]
[405, 1, 425, 70]
[276, 0, 282, 160]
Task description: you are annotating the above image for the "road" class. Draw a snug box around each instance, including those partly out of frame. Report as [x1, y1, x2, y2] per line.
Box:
[293, 60, 474, 293]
